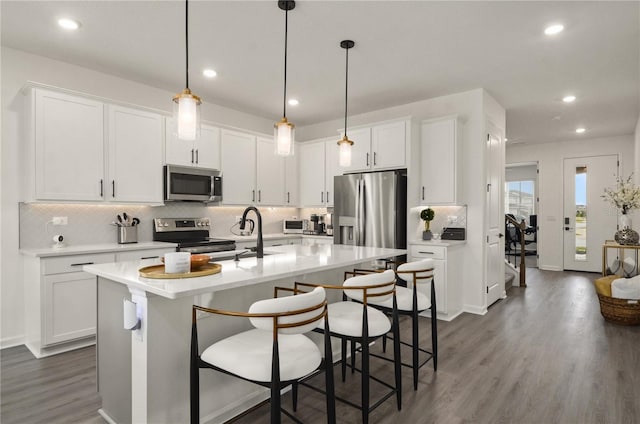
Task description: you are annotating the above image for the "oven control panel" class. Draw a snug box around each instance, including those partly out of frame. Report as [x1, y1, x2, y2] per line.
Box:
[154, 218, 211, 232]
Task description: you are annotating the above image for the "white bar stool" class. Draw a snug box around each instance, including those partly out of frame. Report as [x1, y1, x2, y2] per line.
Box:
[190, 286, 336, 424]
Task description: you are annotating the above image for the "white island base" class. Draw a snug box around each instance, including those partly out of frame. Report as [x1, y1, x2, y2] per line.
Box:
[86, 244, 406, 424]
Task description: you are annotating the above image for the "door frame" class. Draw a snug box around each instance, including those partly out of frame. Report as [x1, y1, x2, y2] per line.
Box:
[505, 161, 539, 268]
[485, 121, 505, 308]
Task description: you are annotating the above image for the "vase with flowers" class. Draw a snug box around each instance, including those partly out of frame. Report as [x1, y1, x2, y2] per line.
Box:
[602, 175, 640, 245]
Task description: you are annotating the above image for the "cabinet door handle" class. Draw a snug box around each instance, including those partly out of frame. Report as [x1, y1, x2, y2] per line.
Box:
[272, 244, 283, 247]
[112, 180, 115, 198]
[195, 149, 199, 164]
[422, 186, 425, 200]
[141, 256, 159, 260]
[366, 152, 370, 167]
[287, 192, 290, 203]
[418, 251, 435, 255]
[258, 190, 261, 202]
[191, 149, 194, 163]
[326, 191, 330, 203]
[100, 179, 103, 197]
[71, 262, 94, 266]
[374, 152, 377, 166]
[252, 190, 255, 202]
[321, 192, 324, 203]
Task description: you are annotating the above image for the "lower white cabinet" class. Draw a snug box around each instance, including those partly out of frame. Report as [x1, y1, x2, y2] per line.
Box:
[301, 237, 334, 246]
[23, 247, 174, 358]
[409, 242, 464, 321]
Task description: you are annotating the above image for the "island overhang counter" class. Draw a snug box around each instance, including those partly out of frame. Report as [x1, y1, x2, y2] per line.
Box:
[84, 243, 406, 424]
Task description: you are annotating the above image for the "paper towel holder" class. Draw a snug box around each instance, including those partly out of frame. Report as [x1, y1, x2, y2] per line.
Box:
[123, 299, 141, 331]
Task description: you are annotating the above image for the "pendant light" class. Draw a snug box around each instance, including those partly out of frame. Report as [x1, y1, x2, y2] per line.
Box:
[274, 0, 296, 156]
[173, 0, 201, 141]
[338, 40, 355, 167]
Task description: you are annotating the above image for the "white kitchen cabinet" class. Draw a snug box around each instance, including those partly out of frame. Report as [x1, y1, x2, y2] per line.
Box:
[409, 242, 464, 321]
[165, 119, 221, 170]
[256, 137, 285, 205]
[420, 116, 460, 205]
[107, 105, 163, 203]
[301, 236, 334, 246]
[339, 120, 407, 173]
[30, 88, 105, 201]
[298, 138, 342, 207]
[25, 86, 166, 204]
[24, 252, 115, 358]
[221, 129, 257, 205]
[299, 140, 327, 207]
[284, 153, 298, 206]
[115, 248, 175, 262]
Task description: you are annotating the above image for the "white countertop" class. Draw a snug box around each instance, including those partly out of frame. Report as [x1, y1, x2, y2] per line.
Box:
[84, 244, 406, 299]
[20, 241, 178, 257]
[224, 232, 333, 242]
[408, 239, 466, 247]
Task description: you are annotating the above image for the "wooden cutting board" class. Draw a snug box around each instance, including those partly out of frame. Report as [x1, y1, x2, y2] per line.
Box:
[139, 263, 221, 279]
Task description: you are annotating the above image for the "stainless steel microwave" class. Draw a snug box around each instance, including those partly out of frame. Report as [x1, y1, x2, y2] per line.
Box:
[164, 165, 222, 202]
[283, 219, 307, 234]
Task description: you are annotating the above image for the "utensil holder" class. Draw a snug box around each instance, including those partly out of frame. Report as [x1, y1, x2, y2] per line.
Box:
[118, 226, 138, 244]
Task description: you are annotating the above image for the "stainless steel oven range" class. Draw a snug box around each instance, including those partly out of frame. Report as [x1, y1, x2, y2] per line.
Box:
[152, 218, 236, 254]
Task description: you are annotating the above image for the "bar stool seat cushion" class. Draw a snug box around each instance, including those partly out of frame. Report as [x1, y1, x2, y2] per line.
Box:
[369, 285, 430, 311]
[318, 302, 391, 338]
[201, 329, 321, 382]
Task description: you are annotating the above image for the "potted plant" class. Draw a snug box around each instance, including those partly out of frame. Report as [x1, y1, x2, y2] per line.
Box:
[420, 208, 435, 240]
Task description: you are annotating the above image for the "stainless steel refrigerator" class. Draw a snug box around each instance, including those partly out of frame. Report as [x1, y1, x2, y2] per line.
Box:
[333, 170, 407, 248]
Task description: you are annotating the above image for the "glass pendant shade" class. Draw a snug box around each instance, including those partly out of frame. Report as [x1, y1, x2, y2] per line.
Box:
[173, 89, 201, 141]
[274, 117, 295, 156]
[338, 135, 353, 167]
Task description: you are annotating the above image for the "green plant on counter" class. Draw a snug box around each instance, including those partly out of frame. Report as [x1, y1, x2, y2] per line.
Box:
[420, 208, 435, 232]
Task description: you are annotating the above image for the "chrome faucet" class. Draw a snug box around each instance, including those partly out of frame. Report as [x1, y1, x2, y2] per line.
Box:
[240, 206, 263, 258]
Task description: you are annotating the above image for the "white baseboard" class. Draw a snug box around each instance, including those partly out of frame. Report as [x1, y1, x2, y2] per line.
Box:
[1, 335, 24, 350]
[98, 409, 118, 424]
[201, 389, 270, 424]
[419, 308, 464, 321]
[539, 265, 562, 271]
[463, 304, 488, 316]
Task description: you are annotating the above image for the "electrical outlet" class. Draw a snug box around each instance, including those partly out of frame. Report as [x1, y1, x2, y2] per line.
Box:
[52, 216, 68, 225]
[447, 215, 457, 225]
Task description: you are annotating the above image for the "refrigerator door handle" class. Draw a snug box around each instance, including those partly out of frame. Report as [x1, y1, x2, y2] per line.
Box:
[356, 178, 365, 245]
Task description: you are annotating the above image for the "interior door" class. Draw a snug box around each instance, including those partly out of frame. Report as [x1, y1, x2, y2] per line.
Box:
[486, 129, 504, 307]
[563, 155, 618, 272]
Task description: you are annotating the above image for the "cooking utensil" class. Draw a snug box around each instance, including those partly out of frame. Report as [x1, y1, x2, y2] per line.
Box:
[123, 212, 129, 225]
[117, 215, 124, 225]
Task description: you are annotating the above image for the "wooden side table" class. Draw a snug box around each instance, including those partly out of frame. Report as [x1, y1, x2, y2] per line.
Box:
[602, 241, 640, 277]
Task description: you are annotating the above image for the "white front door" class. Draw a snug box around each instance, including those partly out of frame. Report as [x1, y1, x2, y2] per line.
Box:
[486, 128, 505, 307]
[563, 155, 618, 272]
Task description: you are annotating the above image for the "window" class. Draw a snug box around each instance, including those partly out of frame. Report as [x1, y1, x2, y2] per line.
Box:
[505, 180, 535, 223]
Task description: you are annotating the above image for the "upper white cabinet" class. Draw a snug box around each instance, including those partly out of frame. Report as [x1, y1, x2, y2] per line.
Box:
[420, 116, 460, 205]
[26, 87, 164, 204]
[107, 105, 163, 203]
[298, 138, 342, 207]
[340, 120, 407, 173]
[165, 119, 221, 170]
[221, 129, 257, 205]
[284, 153, 298, 206]
[31, 88, 105, 201]
[256, 137, 285, 205]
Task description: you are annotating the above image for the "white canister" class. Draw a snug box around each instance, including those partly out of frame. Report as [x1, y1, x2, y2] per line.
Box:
[164, 252, 191, 274]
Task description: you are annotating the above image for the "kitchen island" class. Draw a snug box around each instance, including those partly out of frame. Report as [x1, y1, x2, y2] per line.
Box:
[84, 243, 406, 424]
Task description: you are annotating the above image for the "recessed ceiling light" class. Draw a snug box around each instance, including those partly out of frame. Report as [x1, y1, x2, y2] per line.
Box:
[544, 24, 564, 35]
[575, 127, 586, 134]
[288, 99, 299, 106]
[563, 95, 576, 103]
[58, 18, 80, 31]
[202, 69, 217, 78]
[504, 137, 508, 141]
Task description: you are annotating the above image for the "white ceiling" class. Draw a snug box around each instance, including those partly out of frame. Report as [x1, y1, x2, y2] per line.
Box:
[2, 1, 639, 144]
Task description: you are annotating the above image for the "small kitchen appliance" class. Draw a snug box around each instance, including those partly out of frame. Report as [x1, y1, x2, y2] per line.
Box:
[283, 219, 307, 234]
[153, 218, 235, 254]
[164, 165, 222, 203]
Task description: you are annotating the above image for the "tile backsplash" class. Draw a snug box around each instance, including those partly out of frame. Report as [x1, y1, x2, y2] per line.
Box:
[410, 205, 467, 239]
[19, 203, 300, 249]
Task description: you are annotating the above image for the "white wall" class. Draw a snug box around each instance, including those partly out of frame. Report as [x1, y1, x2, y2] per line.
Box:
[0, 47, 275, 348]
[299, 88, 503, 315]
[507, 135, 634, 271]
[635, 115, 640, 183]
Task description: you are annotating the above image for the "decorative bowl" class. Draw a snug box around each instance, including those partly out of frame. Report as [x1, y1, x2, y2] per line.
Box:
[189, 254, 211, 270]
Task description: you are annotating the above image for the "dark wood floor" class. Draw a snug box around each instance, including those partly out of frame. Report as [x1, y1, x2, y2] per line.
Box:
[2, 268, 639, 424]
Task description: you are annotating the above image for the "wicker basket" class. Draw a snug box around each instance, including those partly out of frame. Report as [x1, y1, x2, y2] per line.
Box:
[596, 292, 640, 326]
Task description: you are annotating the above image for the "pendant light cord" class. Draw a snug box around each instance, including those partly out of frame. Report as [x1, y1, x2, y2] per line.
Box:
[185, 0, 190, 90]
[344, 46, 349, 138]
[283, 7, 289, 118]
